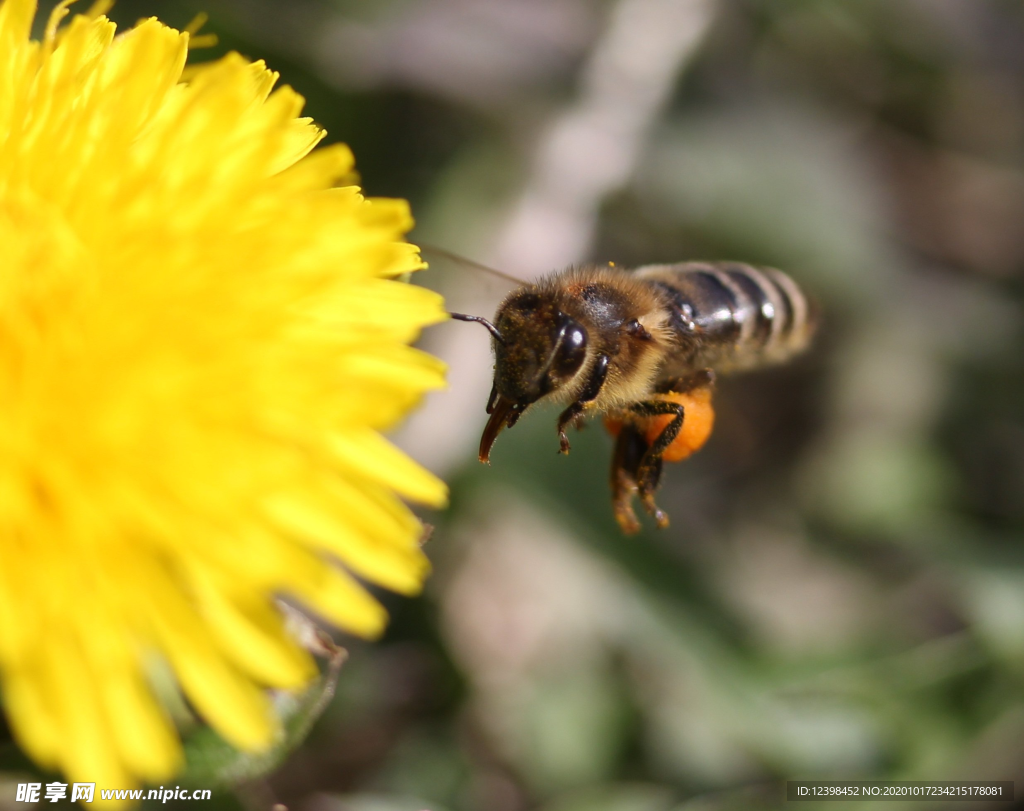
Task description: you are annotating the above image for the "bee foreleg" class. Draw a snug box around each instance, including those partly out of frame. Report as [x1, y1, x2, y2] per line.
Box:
[556, 354, 610, 455]
[627, 399, 686, 529]
[557, 403, 585, 454]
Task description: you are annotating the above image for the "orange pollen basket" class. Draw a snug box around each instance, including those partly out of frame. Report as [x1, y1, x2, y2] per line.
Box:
[604, 386, 716, 462]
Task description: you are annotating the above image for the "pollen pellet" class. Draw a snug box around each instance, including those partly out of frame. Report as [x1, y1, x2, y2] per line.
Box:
[604, 387, 716, 463]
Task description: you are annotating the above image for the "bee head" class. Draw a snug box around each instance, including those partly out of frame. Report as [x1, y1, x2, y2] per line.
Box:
[479, 292, 588, 461]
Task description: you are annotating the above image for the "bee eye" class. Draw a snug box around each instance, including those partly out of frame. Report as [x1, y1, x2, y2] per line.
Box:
[552, 323, 587, 379]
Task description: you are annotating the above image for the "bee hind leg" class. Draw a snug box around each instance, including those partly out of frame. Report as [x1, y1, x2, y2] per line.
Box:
[654, 368, 715, 395]
[637, 457, 667, 528]
[627, 399, 686, 530]
[610, 423, 647, 534]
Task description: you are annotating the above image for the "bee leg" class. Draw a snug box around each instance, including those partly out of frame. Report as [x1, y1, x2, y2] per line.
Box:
[557, 403, 584, 454]
[627, 400, 686, 529]
[610, 423, 647, 534]
[654, 368, 716, 395]
[637, 457, 667, 526]
[556, 354, 610, 454]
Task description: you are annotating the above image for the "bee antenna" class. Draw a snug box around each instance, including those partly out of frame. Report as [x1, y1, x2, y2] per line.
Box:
[449, 312, 505, 344]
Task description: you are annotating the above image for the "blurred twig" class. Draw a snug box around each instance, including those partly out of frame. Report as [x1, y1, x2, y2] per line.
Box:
[491, 0, 716, 273]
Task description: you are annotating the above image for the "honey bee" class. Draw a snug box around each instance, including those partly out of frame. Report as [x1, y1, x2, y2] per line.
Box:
[450, 261, 817, 534]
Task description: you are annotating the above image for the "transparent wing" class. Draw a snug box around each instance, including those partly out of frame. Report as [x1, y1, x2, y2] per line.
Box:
[416, 245, 525, 325]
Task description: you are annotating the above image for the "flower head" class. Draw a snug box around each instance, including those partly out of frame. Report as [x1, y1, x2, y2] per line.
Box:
[0, 0, 447, 790]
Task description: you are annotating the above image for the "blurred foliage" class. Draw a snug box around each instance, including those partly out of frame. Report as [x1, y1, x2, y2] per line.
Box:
[4, 0, 1024, 809]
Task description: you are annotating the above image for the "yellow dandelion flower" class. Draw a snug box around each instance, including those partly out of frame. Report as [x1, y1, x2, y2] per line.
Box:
[0, 0, 447, 792]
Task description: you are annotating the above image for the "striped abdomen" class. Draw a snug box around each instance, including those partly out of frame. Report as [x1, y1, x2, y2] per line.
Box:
[636, 262, 816, 373]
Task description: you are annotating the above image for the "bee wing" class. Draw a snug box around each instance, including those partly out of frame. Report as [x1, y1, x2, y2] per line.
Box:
[420, 245, 526, 286]
[417, 245, 526, 319]
[394, 248, 525, 474]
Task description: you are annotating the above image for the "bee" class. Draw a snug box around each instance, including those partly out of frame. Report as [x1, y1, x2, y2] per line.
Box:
[450, 261, 817, 534]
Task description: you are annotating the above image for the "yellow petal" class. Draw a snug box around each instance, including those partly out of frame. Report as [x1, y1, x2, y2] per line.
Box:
[328, 428, 448, 506]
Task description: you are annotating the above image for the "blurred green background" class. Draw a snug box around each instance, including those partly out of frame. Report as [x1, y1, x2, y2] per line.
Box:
[8, 1, 1024, 809]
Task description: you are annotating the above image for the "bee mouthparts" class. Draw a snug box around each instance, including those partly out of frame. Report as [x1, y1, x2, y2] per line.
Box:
[479, 395, 519, 463]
